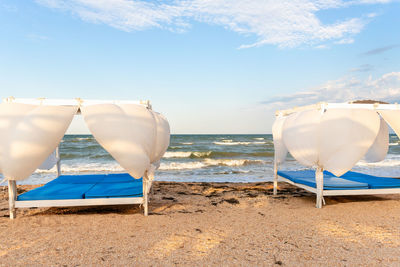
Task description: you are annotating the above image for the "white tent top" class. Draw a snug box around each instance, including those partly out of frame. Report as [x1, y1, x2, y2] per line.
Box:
[2, 97, 152, 110]
[276, 101, 399, 116]
[0, 97, 170, 181]
[273, 101, 400, 177]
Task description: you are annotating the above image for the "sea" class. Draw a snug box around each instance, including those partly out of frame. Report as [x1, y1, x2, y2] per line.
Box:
[3, 134, 400, 185]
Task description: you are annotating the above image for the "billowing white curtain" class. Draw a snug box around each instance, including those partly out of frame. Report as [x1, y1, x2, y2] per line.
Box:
[319, 109, 380, 176]
[281, 108, 381, 176]
[378, 110, 400, 138]
[282, 109, 321, 167]
[150, 111, 170, 164]
[272, 116, 288, 165]
[364, 117, 389, 162]
[81, 104, 170, 179]
[0, 103, 77, 180]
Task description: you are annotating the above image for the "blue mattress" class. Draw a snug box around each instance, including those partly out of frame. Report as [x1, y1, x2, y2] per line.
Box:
[278, 170, 400, 190]
[17, 173, 143, 201]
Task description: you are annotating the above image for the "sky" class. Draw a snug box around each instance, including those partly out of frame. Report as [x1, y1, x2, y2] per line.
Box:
[0, 0, 399, 134]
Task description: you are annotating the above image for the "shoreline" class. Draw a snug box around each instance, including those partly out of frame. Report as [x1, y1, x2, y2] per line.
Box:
[1, 181, 400, 265]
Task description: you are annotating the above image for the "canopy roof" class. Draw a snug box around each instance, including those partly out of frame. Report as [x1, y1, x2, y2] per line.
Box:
[0, 97, 170, 181]
[273, 102, 400, 176]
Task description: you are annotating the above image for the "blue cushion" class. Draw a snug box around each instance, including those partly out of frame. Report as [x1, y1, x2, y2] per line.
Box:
[45, 174, 106, 185]
[277, 170, 369, 190]
[84, 182, 143, 198]
[17, 183, 95, 200]
[338, 171, 400, 189]
[99, 174, 141, 183]
[17, 173, 143, 201]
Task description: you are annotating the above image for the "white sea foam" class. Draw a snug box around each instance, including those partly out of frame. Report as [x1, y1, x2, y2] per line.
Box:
[253, 138, 264, 140]
[159, 161, 207, 170]
[181, 142, 193, 145]
[356, 159, 400, 167]
[163, 151, 212, 158]
[34, 157, 266, 173]
[204, 159, 265, 167]
[159, 159, 266, 170]
[389, 143, 399, 146]
[35, 162, 124, 173]
[214, 141, 251, 146]
[75, 137, 93, 141]
[213, 141, 266, 146]
[163, 151, 193, 158]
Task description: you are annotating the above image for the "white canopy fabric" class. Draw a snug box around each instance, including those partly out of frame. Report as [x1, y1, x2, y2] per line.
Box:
[282, 109, 321, 168]
[280, 108, 381, 176]
[271, 116, 288, 165]
[151, 111, 170, 164]
[378, 110, 400, 139]
[81, 103, 170, 179]
[318, 109, 380, 176]
[364, 117, 389, 163]
[0, 98, 169, 182]
[0, 103, 77, 180]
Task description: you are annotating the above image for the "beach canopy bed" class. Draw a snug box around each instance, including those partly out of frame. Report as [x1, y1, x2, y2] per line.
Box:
[0, 97, 170, 219]
[272, 102, 400, 208]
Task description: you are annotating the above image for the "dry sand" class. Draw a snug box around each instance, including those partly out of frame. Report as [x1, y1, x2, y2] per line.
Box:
[1, 182, 400, 266]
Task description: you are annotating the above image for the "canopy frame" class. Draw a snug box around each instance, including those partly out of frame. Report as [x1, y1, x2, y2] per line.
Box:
[273, 101, 400, 208]
[3, 97, 154, 219]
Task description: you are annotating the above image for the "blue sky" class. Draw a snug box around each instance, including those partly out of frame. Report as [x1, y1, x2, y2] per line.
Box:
[1, 0, 399, 134]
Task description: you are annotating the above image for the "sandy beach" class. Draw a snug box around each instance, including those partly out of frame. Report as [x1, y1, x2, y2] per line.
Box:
[1, 181, 399, 266]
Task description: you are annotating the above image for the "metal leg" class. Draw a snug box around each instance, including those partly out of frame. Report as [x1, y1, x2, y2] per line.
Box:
[56, 146, 61, 177]
[273, 162, 278, 195]
[315, 167, 323, 208]
[8, 180, 16, 219]
[143, 179, 148, 216]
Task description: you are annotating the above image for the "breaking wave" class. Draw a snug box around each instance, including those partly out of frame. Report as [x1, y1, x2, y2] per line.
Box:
[163, 151, 273, 158]
[159, 159, 266, 170]
[213, 141, 267, 146]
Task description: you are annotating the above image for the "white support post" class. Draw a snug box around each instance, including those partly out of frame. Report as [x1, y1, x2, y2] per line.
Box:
[315, 167, 324, 209]
[273, 161, 278, 195]
[143, 177, 148, 216]
[8, 180, 16, 219]
[56, 146, 61, 177]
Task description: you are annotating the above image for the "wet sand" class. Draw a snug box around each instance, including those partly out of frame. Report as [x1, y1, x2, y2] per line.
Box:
[1, 182, 400, 266]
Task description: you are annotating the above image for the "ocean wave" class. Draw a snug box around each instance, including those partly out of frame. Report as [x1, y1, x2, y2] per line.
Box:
[205, 159, 265, 167]
[215, 169, 252, 174]
[163, 151, 274, 158]
[181, 142, 193, 145]
[356, 159, 400, 167]
[168, 146, 183, 150]
[213, 141, 266, 146]
[389, 143, 399, 146]
[159, 161, 207, 170]
[253, 138, 264, 140]
[35, 163, 124, 174]
[163, 151, 193, 158]
[159, 159, 266, 170]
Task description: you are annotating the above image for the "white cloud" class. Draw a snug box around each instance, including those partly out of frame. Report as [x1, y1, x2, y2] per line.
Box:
[335, 38, 355, 44]
[263, 72, 400, 110]
[35, 0, 395, 48]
